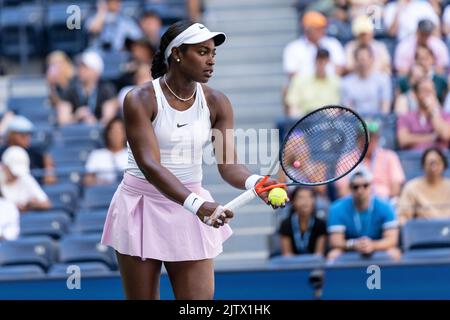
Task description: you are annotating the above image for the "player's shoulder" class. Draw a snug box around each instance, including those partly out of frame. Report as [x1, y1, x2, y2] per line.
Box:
[123, 81, 156, 115]
[201, 84, 230, 106]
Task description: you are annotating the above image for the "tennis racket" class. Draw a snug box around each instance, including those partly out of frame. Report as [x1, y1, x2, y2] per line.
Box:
[213, 105, 369, 219]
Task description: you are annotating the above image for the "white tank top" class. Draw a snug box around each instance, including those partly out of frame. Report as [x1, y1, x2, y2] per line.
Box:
[125, 77, 212, 184]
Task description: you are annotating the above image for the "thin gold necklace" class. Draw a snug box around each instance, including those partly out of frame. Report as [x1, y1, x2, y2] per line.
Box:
[163, 75, 197, 102]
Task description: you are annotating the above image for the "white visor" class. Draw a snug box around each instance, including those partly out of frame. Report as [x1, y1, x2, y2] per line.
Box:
[164, 23, 226, 63]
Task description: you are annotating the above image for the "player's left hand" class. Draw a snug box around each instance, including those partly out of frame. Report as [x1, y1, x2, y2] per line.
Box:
[256, 178, 288, 209]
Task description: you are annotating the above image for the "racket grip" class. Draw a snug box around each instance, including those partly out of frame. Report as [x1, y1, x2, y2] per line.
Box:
[224, 188, 258, 212]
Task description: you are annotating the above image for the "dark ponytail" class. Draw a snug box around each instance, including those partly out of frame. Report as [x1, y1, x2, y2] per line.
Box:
[151, 20, 195, 79]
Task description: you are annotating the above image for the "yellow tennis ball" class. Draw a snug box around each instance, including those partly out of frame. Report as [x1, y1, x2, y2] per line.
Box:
[268, 188, 288, 206]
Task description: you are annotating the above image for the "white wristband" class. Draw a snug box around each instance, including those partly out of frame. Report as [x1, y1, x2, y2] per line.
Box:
[245, 174, 264, 190]
[183, 193, 206, 215]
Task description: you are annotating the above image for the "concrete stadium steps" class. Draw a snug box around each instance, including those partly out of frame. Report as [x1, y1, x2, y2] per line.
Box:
[213, 62, 283, 77]
[212, 46, 285, 64]
[206, 0, 296, 10]
[223, 230, 273, 253]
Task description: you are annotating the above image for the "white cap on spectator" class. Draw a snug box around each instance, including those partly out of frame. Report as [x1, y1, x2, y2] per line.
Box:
[1, 146, 30, 177]
[349, 165, 373, 184]
[7, 115, 34, 134]
[79, 51, 104, 74]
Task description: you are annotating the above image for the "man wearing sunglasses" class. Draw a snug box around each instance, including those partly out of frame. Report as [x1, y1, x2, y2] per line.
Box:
[327, 167, 401, 261]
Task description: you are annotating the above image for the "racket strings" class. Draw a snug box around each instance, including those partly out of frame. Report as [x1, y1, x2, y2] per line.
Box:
[281, 107, 367, 185]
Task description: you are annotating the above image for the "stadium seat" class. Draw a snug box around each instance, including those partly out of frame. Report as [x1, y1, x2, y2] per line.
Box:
[0, 265, 46, 280]
[48, 262, 112, 277]
[20, 211, 71, 239]
[100, 51, 130, 81]
[80, 184, 118, 209]
[401, 248, 450, 262]
[268, 233, 281, 258]
[49, 144, 93, 167]
[73, 208, 108, 234]
[53, 123, 103, 146]
[6, 95, 49, 112]
[58, 234, 117, 269]
[397, 150, 423, 180]
[43, 182, 80, 214]
[402, 219, 450, 251]
[0, 236, 58, 271]
[32, 165, 86, 185]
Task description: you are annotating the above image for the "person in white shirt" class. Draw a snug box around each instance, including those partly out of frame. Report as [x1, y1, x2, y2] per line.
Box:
[84, 116, 128, 185]
[384, 0, 439, 40]
[0, 193, 20, 241]
[0, 146, 51, 212]
[283, 11, 345, 79]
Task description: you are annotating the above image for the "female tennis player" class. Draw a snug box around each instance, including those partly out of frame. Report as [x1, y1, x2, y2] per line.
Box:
[101, 21, 282, 300]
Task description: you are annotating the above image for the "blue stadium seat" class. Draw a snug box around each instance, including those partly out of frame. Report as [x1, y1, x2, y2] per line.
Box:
[7, 95, 49, 112]
[0, 265, 46, 280]
[73, 208, 108, 234]
[100, 51, 130, 81]
[48, 262, 112, 277]
[58, 234, 117, 269]
[0, 236, 58, 271]
[80, 184, 118, 209]
[143, 1, 187, 25]
[32, 165, 86, 185]
[53, 124, 102, 145]
[49, 144, 93, 167]
[20, 211, 71, 239]
[401, 248, 450, 262]
[402, 219, 450, 251]
[397, 150, 423, 180]
[43, 182, 80, 214]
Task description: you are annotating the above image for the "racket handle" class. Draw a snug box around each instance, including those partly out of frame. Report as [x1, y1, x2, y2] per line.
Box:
[224, 188, 258, 212]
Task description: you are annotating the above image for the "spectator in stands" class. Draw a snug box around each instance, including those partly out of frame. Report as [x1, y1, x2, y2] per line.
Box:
[283, 11, 345, 78]
[394, 19, 449, 76]
[397, 77, 450, 151]
[118, 37, 154, 88]
[0, 116, 56, 185]
[394, 63, 425, 114]
[139, 10, 162, 48]
[57, 51, 119, 126]
[284, 48, 340, 117]
[187, 0, 203, 22]
[336, 121, 405, 200]
[278, 187, 327, 256]
[395, 46, 448, 114]
[46, 51, 76, 108]
[86, 0, 142, 52]
[345, 15, 391, 75]
[397, 147, 450, 224]
[442, 4, 450, 48]
[0, 146, 51, 212]
[0, 186, 19, 242]
[384, 0, 440, 41]
[341, 45, 392, 114]
[327, 168, 401, 261]
[84, 117, 127, 185]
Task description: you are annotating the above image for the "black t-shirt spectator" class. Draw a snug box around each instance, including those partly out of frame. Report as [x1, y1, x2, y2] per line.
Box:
[278, 214, 327, 255]
[0, 146, 44, 170]
[61, 78, 116, 120]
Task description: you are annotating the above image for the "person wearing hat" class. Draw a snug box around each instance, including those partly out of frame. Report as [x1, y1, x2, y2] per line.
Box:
[58, 50, 118, 125]
[100, 21, 284, 300]
[283, 11, 345, 79]
[335, 120, 405, 200]
[0, 146, 51, 212]
[344, 15, 391, 75]
[327, 167, 401, 262]
[0, 115, 56, 185]
[394, 19, 449, 76]
[86, 0, 142, 52]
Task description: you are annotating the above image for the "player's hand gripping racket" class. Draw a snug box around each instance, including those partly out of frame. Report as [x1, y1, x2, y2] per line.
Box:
[213, 105, 369, 220]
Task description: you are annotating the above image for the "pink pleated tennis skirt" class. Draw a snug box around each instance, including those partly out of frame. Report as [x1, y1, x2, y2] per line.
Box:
[101, 173, 232, 262]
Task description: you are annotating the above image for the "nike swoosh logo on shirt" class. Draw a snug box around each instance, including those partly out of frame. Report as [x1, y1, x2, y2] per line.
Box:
[192, 198, 198, 205]
[177, 123, 188, 128]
